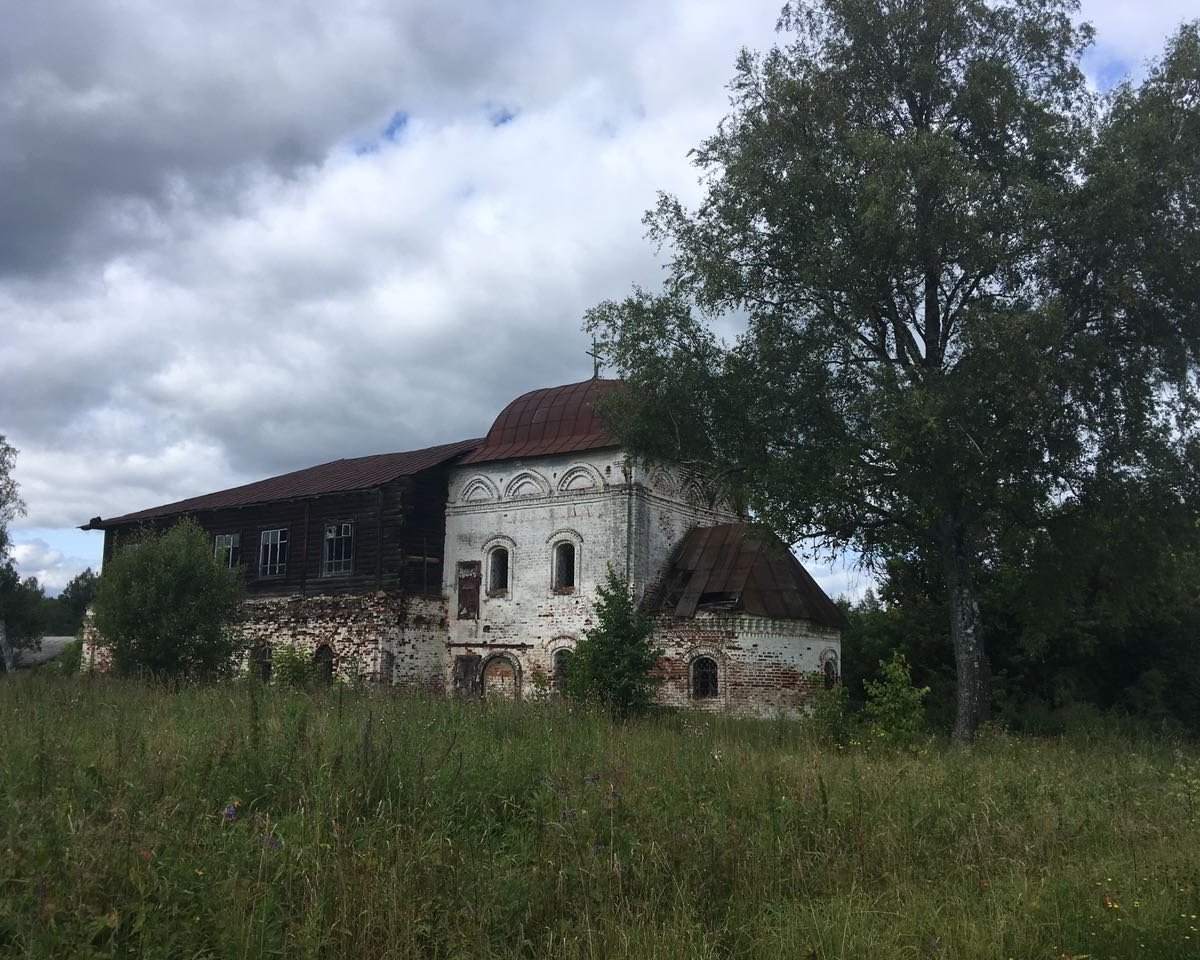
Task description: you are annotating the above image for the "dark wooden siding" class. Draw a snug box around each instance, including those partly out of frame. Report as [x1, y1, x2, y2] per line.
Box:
[99, 467, 456, 599]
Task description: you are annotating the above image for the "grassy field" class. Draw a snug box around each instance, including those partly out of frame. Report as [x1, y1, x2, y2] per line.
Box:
[1, 676, 1197, 959]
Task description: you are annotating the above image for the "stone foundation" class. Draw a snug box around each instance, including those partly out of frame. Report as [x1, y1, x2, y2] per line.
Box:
[80, 595, 838, 718]
[241, 592, 447, 689]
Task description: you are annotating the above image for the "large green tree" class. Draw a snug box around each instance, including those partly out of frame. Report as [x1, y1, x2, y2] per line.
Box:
[0, 564, 46, 673]
[0, 436, 32, 672]
[92, 517, 245, 680]
[587, 1, 1199, 742]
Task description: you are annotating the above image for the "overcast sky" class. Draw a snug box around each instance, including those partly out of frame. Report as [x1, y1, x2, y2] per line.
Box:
[2, 0, 1195, 598]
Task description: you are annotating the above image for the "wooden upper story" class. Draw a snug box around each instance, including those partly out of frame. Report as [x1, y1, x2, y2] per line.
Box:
[83, 439, 482, 598]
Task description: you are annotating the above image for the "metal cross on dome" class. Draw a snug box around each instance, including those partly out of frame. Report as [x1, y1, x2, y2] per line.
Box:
[586, 336, 602, 379]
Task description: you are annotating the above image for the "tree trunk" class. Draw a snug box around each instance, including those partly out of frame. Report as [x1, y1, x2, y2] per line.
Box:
[0, 619, 13, 675]
[936, 516, 989, 745]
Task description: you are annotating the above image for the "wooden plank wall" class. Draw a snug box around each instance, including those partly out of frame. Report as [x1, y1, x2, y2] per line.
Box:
[100, 466, 456, 599]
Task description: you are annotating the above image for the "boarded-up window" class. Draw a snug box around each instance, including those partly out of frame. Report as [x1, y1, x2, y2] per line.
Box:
[482, 656, 519, 700]
[453, 654, 481, 698]
[457, 561, 481, 619]
[692, 657, 718, 699]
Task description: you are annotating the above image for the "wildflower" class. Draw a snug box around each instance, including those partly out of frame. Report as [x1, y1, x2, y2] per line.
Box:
[560, 808, 578, 822]
[259, 833, 283, 849]
[222, 801, 240, 823]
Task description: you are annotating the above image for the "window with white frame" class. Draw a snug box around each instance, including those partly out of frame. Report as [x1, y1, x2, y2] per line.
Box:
[323, 521, 354, 576]
[259, 528, 288, 577]
[214, 533, 240, 568]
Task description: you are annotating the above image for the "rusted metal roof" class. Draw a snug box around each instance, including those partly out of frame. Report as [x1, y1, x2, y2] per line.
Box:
[83, 437, 483, 529]
[648, 523, 848, 629]
[459, 378, 622, 464]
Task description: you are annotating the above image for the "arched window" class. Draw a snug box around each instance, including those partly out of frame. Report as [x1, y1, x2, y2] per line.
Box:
[488, 546, 510, 597]
[553, 648, 573, 693]
[252, 645, 272, 683]
[823, 654, 839, 690]
[692, 656, 719, 699]
[552, 541, 576, 593]
[379, 649, 395, 685]
[314, 644, 335, 686]
[482, 655, 520, 699]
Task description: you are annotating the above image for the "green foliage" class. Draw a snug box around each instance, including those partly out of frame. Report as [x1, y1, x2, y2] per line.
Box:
[58, 635, 83, 676]
[271, 644, 316, 688]
[92, 517, 245, 680]
[807, 681, 854, 744]
[586, 1, 1200, 743]
[1, 676, 1198, 958]
[838, 473, 1200, 733]
[565, 566, 663, 718]
[42, 568, 99, 636]
[863, 652, 930, 747]
[0, 562, 47, 662]
[0, 434, 23, 558]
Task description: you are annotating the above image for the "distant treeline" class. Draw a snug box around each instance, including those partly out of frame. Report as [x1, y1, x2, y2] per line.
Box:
[0, 565, 97, 645]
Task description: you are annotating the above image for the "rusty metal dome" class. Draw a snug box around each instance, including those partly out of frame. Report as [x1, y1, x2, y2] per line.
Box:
[459, 378, 622, 464]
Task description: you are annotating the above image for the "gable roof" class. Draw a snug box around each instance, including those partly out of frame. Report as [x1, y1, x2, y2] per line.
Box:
[646, 523, 848, 629]
[459, 377, 622, 464]
[83, 437, 483, 529]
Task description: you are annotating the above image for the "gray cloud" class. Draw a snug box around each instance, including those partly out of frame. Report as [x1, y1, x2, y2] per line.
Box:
[2, 0, 1193, 594]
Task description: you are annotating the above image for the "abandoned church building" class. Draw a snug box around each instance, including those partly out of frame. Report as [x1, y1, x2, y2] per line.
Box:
[82, 378, 845, 715]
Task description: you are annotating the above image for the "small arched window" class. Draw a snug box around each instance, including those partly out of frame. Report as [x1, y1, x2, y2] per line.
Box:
[314, 644, 335, 686]
[253, 645, 272, 683]
[482, 655, 519, 700]
[553, 648, 573, 693]
[692, 657, 719, 699]
[488, 546, 510, 597]
[823, 656, 839, 690]
[552, 541, 576, 593]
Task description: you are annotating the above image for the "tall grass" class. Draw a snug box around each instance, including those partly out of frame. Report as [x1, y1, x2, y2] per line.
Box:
[1, 676, 1197, 958]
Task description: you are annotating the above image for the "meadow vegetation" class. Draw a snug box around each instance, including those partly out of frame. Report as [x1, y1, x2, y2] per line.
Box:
[2, 676, 1197, 959]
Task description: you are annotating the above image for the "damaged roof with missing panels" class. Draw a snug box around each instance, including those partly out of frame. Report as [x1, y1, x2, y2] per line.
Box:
[459, 377, 622, 464]
[647, 523, 849, 630]
[82, 438, 483, 530]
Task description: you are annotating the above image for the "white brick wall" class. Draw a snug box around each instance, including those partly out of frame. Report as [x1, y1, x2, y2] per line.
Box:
[442, 451, 733, 694]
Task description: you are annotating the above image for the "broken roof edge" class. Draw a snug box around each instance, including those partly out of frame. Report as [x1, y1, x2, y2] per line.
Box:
[647, 522, 849, 631]
[82, 436, 485, 531]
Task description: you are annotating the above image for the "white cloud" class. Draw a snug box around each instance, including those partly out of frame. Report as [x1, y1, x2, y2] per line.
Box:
[8, 535, 94, 594]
